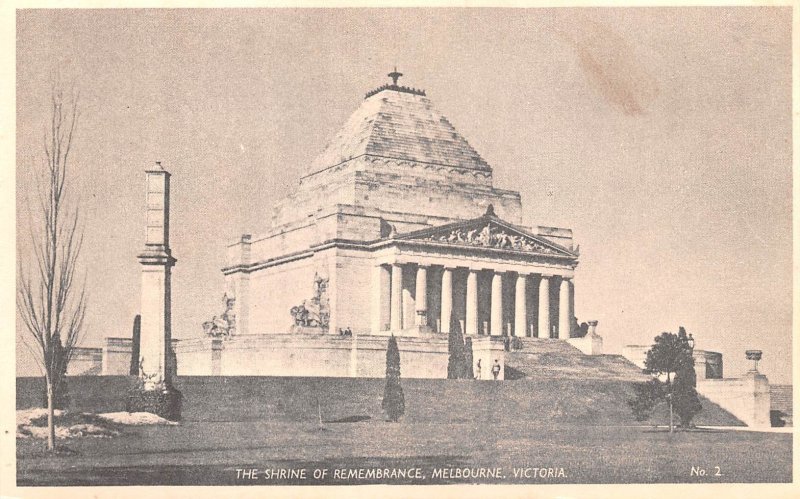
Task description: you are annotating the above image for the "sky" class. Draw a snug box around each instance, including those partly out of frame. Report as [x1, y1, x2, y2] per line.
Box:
[15, 8, 792, 383]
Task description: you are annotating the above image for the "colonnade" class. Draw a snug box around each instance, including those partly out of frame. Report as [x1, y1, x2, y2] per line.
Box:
[371, 263, 574, 339]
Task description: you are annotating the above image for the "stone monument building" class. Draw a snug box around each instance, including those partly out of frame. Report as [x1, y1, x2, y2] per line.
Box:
[225, 71, 579, 341]
[169, 71, 580, 378]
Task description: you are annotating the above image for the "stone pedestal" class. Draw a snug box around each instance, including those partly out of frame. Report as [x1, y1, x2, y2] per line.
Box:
[567, 334, 603, 355]
[696, 371, 771, 428]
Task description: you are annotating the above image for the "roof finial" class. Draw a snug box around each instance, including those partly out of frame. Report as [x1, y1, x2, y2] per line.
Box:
[388, 67, 403, 86]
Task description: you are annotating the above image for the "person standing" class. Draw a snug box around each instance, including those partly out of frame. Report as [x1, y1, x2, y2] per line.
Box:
[475, 359, 482, 380]
[491, 359, 501, 380]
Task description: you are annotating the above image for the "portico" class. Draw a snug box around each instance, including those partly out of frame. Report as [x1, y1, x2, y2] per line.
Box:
[369, 209, 577, 339]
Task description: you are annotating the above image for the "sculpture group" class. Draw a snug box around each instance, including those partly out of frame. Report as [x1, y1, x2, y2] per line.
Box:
[290, 273, 330, 329]
[428, 222, 557, 254]
[202, 294, 236, 338]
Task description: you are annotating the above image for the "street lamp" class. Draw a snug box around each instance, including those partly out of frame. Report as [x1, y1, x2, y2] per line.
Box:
[687, 333, 695, 351]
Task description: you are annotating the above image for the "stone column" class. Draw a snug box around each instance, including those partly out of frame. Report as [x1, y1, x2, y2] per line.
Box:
[402, 266, 416, 330]
[371, 265, 390, 332]
[465, 269, 479, 335]
[558, 277, 572, 339]
[390, 264, 403, 331]
[490, 272, 503, 336]
[538, 275, 550, 338]
[137, 162, 177, 386]
[514, 273, 527, 337]
[415, 266, 428, 326]
[440, 268, 453, 333]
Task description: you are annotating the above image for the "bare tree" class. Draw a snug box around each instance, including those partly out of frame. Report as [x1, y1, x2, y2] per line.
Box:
[17, 83, 87, 451]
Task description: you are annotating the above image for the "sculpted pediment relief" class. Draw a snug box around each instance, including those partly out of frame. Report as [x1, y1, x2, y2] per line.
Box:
[401, 219, 574, 257]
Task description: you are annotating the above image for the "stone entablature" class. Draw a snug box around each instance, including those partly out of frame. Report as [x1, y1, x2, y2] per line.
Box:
[226, 203, 574, 274]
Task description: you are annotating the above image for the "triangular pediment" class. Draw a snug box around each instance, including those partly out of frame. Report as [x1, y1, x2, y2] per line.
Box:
[397, 215, 577, 258]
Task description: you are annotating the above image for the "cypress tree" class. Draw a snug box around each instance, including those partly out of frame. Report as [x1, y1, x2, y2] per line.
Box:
[447, 329, 464, 379]
[129, 314, 141, 376]
[382, 335, 405, 422]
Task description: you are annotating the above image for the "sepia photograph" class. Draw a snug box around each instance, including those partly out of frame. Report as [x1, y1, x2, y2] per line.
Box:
[6, 4, 794, 494]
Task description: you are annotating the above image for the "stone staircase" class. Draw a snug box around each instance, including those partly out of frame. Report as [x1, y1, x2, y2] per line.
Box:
[505, 338, 652, 382]
[770, 385, 793, 427]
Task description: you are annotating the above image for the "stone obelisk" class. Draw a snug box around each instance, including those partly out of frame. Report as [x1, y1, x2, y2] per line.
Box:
[136, 161, 177, 388]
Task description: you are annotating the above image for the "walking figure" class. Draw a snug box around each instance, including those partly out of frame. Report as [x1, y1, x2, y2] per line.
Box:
[491, 359, 501, 380]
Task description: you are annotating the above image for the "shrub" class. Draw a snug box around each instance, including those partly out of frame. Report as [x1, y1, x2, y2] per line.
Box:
[382, 336, 404, 422]
[125, 379, 182, 422]
[125, 360, 182, 421]
[129, 315, 141, 376]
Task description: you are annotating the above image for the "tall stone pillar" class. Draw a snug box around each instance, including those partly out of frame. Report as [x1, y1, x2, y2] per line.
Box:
[390, 264, 403, 331]
[415, 266, 428, 326]
[514, 273, 527, 337]
[558, 278, 572, 339]
[137, 162, 177, 387]
[490, 272, 503, 336]
[371, 265, 390, 332]
[402, 266, 416, 330]
[440, 268, 453, 333]
[538, 275, 550, 338]
[465, 269, 479, 335]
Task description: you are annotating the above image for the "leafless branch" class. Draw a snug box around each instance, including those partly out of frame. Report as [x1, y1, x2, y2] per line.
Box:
[17, 80, 87, 450]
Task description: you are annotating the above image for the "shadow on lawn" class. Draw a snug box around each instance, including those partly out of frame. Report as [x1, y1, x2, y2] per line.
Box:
[325, 415, 371, 423]
[18, 454, 473, 486]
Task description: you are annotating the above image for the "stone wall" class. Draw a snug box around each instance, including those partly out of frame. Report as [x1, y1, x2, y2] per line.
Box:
[170, 334, 504, 379]
[696, 372, 771, 427]
[102, 337, 134, 375]
[242, 253, 326, 333]
[66, 347, 103, 375]
[622, 345, 723, 380]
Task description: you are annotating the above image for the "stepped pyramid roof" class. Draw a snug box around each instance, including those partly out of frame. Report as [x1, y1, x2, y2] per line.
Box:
[304, 72, 491, 178]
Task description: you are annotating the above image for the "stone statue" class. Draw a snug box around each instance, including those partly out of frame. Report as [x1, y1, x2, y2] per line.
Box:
[290, 273, 330, 329]
[202, 294, 236, 338]
[428, 222, 557, 254]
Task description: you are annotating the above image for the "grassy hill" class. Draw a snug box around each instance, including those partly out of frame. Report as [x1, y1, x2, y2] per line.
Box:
[17, 374, 743, 427]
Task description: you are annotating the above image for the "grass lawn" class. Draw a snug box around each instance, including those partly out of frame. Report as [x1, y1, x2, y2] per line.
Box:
[16, 376, 790, 485]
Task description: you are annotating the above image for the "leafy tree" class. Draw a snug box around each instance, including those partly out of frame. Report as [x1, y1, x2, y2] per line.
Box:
[382, 335, 405, 422]
[628, 379, 665, 422]
[631, 327, 702, 431]
[672, 351, 702, 427]
[643, 330, 694, 383]
[18, 83, 87, 451]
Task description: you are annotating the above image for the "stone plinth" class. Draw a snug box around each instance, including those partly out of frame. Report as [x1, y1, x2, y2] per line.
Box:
[471, 337, 507, 380]
[567, 334, 603, 356]
[171, 333, 506, 380]
[697, 372, 771, 427]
